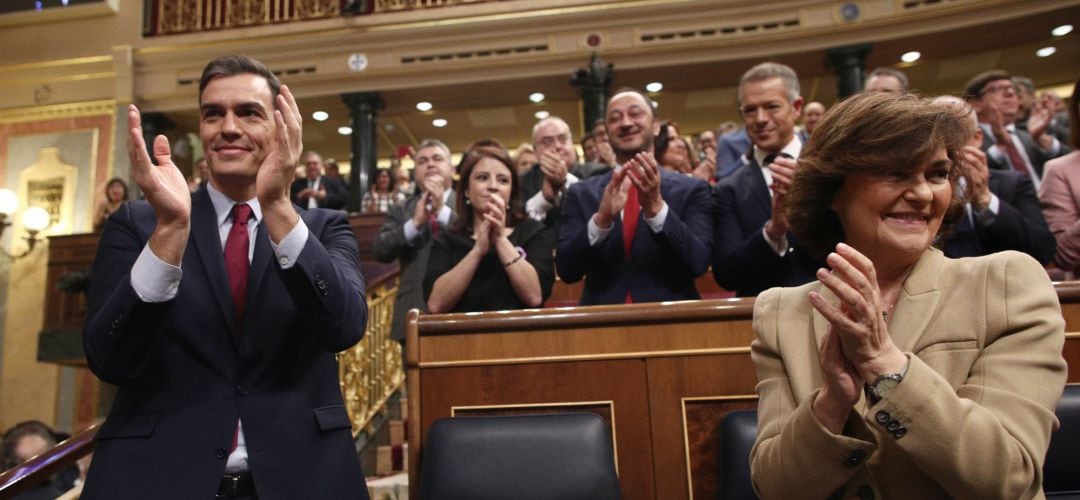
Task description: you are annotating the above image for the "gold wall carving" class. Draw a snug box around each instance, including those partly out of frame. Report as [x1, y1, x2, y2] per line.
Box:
[375, 0, 498, 13]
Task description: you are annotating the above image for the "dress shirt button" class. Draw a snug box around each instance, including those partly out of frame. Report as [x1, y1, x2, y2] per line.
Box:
[858, 485, 874, 500]
[278, 256, 290, 266]
[875, 410, 890, 424]
[215, 447, 228, 460]
[892, 427, 908, 439]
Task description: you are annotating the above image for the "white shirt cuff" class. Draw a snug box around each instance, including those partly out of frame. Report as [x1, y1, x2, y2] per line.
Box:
[131, 244, 182, 303]
[404, 219, 421, 243]
[271, 218, 309, 269]
[437, 204, 452, 225]
[762, 226, 789, 257]
[588, 214, 613, 246]
[526, 191, 553, 222]
[643, 202, 668, 233]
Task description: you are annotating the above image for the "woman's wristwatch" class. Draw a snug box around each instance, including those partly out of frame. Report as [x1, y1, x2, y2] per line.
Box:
[865, 354, 911, 405]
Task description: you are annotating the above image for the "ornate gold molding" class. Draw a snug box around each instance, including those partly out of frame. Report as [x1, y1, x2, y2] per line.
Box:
[0, 100, 117, 125]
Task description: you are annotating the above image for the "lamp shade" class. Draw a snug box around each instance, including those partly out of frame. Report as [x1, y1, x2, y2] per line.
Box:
[22, 206, 50, 232]
[0, 189, 17, 216]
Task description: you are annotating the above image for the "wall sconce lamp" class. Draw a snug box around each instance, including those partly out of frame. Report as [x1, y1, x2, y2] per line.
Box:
[0, 188, 51, 261]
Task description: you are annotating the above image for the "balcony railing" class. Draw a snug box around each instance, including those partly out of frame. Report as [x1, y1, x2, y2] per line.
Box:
[146, 0, 502, 35]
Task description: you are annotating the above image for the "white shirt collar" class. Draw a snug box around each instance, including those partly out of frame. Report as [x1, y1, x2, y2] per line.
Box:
[753, 135, 802, 167]
[207, 182, 262, 229]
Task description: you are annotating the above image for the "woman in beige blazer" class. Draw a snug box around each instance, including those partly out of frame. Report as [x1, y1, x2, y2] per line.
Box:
[750, 92, 1067, 499]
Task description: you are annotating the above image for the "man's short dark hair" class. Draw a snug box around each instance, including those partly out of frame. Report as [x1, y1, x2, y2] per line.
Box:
[963, 70, 1012, 101]
[198, 55, 281, 105]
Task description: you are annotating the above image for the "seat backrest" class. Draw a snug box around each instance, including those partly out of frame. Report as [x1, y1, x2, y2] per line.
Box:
[719, 409, 758, 500]
[418, 412, 621, 500]
[1045, 384, 1080, 497]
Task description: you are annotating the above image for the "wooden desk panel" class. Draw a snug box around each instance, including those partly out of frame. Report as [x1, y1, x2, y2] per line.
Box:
[418, 360, 655, 499]
[409, 286, 1080, 498]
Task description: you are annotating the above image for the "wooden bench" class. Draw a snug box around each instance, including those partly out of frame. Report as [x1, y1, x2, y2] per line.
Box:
[407, 284, 1080, 499]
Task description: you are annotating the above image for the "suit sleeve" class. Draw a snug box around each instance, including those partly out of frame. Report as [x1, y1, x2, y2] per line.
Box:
[322, 177, 348, 210]
[372, 200, 412, 263]
[422, 236, 452, 304]
[83, 202, 175, 386]
[749, 288, 876, 499]
[978, 175, 1056, 264]
[864, 252, 1065, 498]
[279, 209, 367, 353]
[711, 182, 790, 293]
[555, 182, 607, 284]
[1038, 160, 1080, 270]
[651, 177, 712, 278]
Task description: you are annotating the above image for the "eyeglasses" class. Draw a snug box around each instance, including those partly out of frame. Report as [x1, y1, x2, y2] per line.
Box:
[979, 83, 1018, 96]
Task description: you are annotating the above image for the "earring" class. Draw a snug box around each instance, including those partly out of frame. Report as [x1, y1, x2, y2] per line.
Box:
[465, 198, 471, 205]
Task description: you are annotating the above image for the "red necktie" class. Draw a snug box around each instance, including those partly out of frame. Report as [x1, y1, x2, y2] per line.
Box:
[622, 184, 640, 303]
[429, 212, 441, 239]
[1000, 134, 1029, 174]
[224, 203, 253, 324]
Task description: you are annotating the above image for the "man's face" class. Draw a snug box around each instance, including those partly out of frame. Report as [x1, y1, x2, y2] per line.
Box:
[739, 77, 802, 154]
[304, 154, 323, 180]
[14, 435, 50, 463]
[592, 121, 609, 145]
[582, 136, 598, 162]
[199, 73, 276, 187]
[533, 120, 577, 166]
[865, 75, 904, 94]
[605, 92, 657, 161]
[802, 102, 826, 134]
[414, 145, 453, 189]
[1016, 84, 1036, 116]
[698, 130, 716, 151]
[973, 78, 1020, 124]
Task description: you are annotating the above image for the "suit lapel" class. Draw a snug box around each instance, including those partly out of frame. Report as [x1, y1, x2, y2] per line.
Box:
[190, 189, 239, 338]
[890, 248, 944, 353]
[242, 216, 274, 338]
[746, 160, 772, 216]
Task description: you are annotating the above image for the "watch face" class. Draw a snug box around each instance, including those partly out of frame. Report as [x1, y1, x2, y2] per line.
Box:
[873, 375, 902, 399]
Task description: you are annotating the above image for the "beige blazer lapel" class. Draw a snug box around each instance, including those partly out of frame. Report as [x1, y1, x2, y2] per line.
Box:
[889, 248, 946, 354]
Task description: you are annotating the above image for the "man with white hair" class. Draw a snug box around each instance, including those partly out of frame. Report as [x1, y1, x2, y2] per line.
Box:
[934, 95, 1054, 263]
[520, 116, 583, 225]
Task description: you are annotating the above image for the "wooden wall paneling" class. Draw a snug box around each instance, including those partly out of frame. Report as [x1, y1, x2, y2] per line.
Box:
[646, 353, 758, 499]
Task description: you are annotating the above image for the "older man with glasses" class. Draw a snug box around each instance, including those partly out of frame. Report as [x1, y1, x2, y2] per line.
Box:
[964, 70, 1069, 188]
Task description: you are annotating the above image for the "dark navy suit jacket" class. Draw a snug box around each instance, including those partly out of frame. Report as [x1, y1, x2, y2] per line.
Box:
[712, 157, 820, 297]
[556, 168, 713, 305]
[943, 169, 1055, 264]
[82, 189, 369, 499]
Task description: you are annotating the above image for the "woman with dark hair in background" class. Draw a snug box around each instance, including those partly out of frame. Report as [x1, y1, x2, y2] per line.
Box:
[361, 168, 403, 213]
[750, 92, 1065, 498]
[1038, 77, 1080, 276]
[93, 177, 129, 231]
[424, 146, 555, 313]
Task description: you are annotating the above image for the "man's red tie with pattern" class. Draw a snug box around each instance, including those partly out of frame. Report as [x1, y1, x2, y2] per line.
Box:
[224, 203, 253, 324]
[622, 184, 640, 303]
[1000, 134, 1030, 174]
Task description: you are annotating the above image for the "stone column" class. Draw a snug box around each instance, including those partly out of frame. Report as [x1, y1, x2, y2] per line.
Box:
[341, 91, 384, 213]
[826, 44, 872, 99]
[570, 54, 614, 133]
